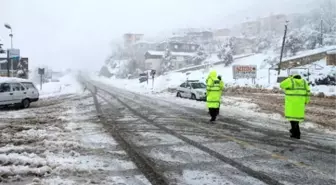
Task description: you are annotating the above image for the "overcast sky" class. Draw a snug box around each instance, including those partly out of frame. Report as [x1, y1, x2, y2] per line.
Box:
[0, 0, 317, 71]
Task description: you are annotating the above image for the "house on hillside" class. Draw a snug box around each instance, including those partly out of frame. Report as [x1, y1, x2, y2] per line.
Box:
[259, 14, 287, 35]
[213, 29, 231, 41]
[230, 37, 255, 54]
[144, 50, 197, 74]
[240, 21, 261, 37]
[278, 47, 336, 69]
[142, 41, 200, 73]
[123, 33, 144, 48]
[132, 41, 157, 51]
[127, 41, 157, 68]
[327, 49, 336, 66]
[156, 41, 199, 52]
[234, 14, 287, 37]
[172, 28, 210, 36]
[144, 51, 163, 72]
[185, 31, 213, 44]
[169, 35, 188, 42]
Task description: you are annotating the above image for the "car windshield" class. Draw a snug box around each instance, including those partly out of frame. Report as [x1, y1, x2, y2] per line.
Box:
[191, 83, 206, 89]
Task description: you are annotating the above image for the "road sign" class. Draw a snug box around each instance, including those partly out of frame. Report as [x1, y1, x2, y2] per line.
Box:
[38, 68, 45, 75]
[38, 68, 45, 90]
[232, 65, 257, 79]
[8, 49, 20, 59]
[150, 69, 156, 76]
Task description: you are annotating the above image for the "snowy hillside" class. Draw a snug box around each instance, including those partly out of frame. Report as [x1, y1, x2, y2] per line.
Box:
[93, 51, 336, 96]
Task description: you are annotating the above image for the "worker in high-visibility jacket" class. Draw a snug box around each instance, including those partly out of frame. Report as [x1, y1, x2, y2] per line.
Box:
[206, 70, 224, 123]
[280, 74, 310, 139]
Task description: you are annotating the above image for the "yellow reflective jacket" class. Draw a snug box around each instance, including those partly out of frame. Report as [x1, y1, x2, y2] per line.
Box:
[206, 71, 223, 108]
[280, 76, 310, 122]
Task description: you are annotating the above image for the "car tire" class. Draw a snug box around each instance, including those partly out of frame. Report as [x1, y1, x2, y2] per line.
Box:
[177, 92, 182, 98]
[21, 99, 30, 109]
[191, 94, 196, 100]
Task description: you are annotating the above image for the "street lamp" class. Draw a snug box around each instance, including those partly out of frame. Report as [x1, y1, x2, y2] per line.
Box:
[4, 23, 13, 49]
[4, 23, 14, 77]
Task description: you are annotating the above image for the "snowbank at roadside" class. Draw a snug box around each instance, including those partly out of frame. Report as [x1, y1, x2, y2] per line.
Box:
[0, 92, 151, 184]
[93, 72, 186, 94]
[37, 74, 83, 98]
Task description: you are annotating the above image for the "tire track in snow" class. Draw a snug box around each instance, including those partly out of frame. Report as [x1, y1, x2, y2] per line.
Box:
[90, 90, 168, 185]
[83, 79, 335, 184]
[92, 84, 284, 185]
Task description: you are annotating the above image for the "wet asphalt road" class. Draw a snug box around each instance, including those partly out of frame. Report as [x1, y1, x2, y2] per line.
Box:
[86, 79, 336, 185]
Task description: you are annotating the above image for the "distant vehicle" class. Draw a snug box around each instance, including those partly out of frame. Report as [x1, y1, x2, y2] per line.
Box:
[139, 72, 148, 83]
[176, 80, 207, 101]
[0, 78, 39, 109]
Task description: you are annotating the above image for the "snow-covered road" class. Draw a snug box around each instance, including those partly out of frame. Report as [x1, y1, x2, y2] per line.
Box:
[1, 74, 335, 185]
[85, 79, 336, 185]
[0, 80, 152, 184]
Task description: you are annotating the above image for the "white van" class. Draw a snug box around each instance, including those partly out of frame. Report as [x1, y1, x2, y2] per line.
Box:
[0, 77, 39, 108]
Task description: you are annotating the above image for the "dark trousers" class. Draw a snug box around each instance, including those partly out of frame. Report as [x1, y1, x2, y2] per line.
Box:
[209, 108, 219, 121]
[290, 121, 300, 138]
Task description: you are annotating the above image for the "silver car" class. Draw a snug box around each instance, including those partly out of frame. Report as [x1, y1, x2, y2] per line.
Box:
[0, 78, 39, 108]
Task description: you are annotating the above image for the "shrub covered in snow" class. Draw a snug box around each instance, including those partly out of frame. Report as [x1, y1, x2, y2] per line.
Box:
[99, 66, 113, 78]
[217, 43, 234, 66]
[189, 46, 208, 65]
[160, 49, 174, 74]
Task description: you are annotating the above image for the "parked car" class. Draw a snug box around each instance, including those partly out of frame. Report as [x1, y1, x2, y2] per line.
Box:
[0, 78, 39, 109]
[176, 80, 207, 101]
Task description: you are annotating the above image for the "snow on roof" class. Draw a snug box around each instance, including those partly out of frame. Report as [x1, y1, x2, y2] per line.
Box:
[146, 50, 197, 57]
[158, 40, 199, 45]
[146, 50, 164, 56]
[282, 46, 336, 62]
[171, 52, 196, 57]
[327, 49, 336, 55]
[0, 77, 30, 83]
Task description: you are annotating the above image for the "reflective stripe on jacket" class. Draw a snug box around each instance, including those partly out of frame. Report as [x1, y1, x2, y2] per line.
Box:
[280, 76, 311, 122]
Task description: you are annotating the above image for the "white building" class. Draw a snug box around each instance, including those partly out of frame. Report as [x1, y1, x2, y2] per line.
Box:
[144, 50, 197, 73]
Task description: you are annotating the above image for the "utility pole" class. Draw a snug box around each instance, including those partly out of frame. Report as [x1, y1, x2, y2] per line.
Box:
[6, 50, 9, 77]
[4, 23, 14, 77]
[320, 19, 323, 46]
[278, 21, 289, 75]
